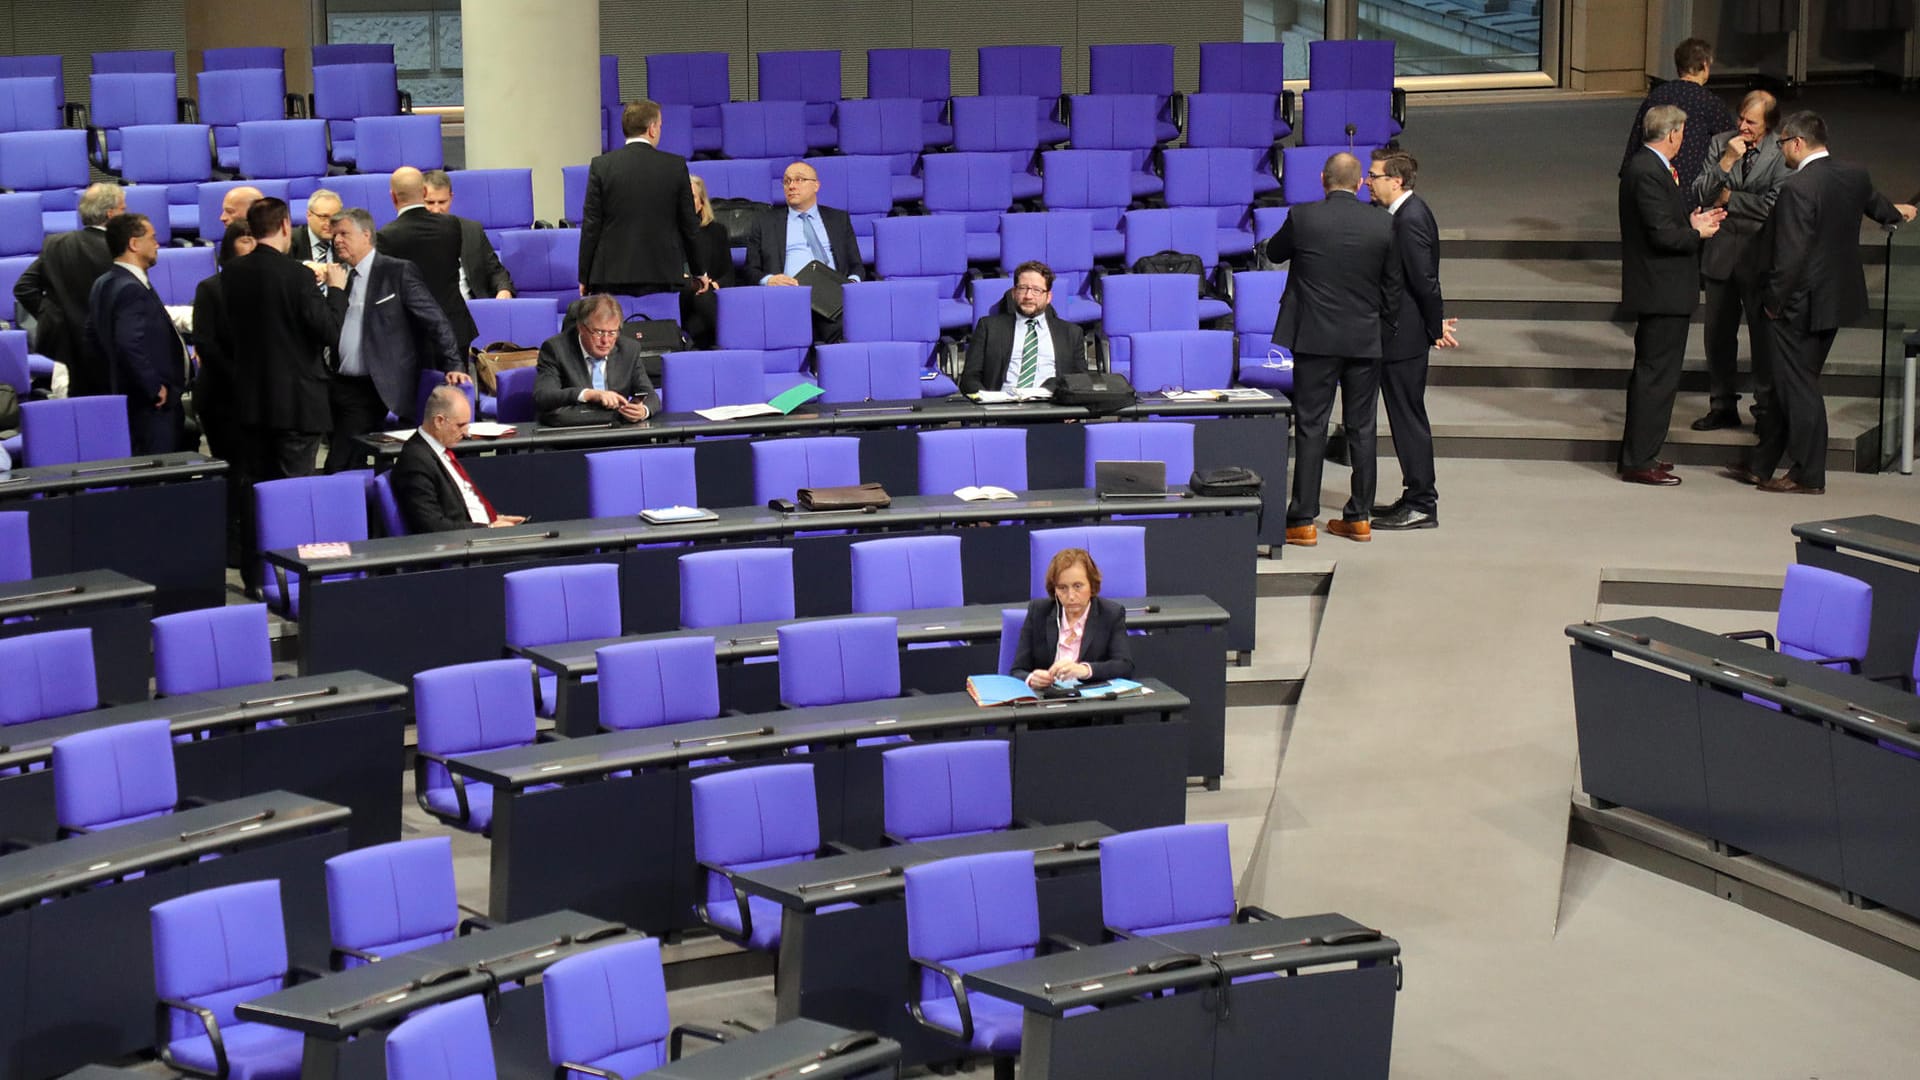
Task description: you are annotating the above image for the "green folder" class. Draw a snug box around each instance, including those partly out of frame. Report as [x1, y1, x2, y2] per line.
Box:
[769, 383, 826, 414]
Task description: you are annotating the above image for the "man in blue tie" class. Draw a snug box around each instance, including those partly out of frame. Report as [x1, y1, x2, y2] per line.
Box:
[746, 161, 862, 340]
[530, 293, 661, 425]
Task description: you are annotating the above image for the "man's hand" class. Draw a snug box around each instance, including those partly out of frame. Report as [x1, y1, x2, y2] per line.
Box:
[766, 274, 800, 287]
[1721, 134, 1750, 165]
[1435, 317, 1460, 349]
[444, 371, 473, 386]
[1897, 203, 1918, 223]
[1713, 188, 1731, 208]
[494, 289, 514, 300]
[616, 399, 650, 422]
[487, 514, 528, 528]
[1690, 207, 1725, 238]
[154, 385, 169, 408]
[322, 263, 349, 290]
[577, 283, 587, 297]
[694, 275, 716, 295]
[581, 388, 626, 409]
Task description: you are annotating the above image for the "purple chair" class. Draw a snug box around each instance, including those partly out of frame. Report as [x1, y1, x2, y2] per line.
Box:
[149, 880, 304, 1079]
[1029, 526, 1147, 599]
[970, 277, 1014, 322]
[544, 937, 730, 1078]
[385, 995, 496, 1077]
[468, 296, 560, 351]
[803, 154, 893, 264]
[1122, 208, 1231, 319]
[151, 245, 216, 306]
[1100, 822, 1277, 938]
[659, 350, 768, 414]
[236, 120, 329, 197]
[253, 473, 369, 617]
[949, 96, 1043, 201]
[1087, 44, 1178, 142]
[1068, 95, 1162, 198]
[841, 279, 956, 395]
[716, 287, 813, 388]
[719, 100, 808, 165]
[997, 608, 1025, 676]
[1231, 268, 1292, 391]
[678, 549, 795, 629]
[323, 837, 472, 970]
[852, 535, 964, 613]
[351, 114, 444, 172]
[750, 436, 860, 505]
[872, 215, 972, 332]
[319, 172, 395, 225]
[1300, 88, 1397, 148]
[1085, 419, 1198, 517]
[53, 719, 178, 834]
[977, 45, 1067, 143]
[921, 153, 1013, 264]
[412, 658, 542, 833]
[120, 125, 214, 237]
[0, 77, 62, 134]
[1127, 332, 1236, 393]
[1161, 147, 1257, 258]
[777, 616, 900, 707]
[1200, 42, 1288, 96]
[86, 73, 189, 173]
[904, 849, 1045, 1073]
[314, 44, 395, 67]
[1095, 273, 1201, 379]
[0, 193, 39, 255]
[1039, 149, 1132, 261]
[757, 50, 841, 149]
[1725, 565, 1873, 673]
[368, 472, 407, 537]
[816, 341, 925, 403]
[203, 47, 285, 72]
[152, 603, 271, 696]
[1184, 93, 1284, 197]
[917, 429, 1028, 494]
[0, 511, 29, 583]
[1308, 40, 1404, 135]
[196, 67, 296, 172]
[597, 637, 722, 732]
[883, 740, 1011, 843]
[446, 168, 535, 240]
[997, 211, 1102, 324]
[584, 446, 699, 517]
[504, 563, 623, 716]
[494, 228, 581, 302]
[310, 62, 407, 167]
[867, 47, 952, 146]
[0, 627, 98, 727]
[0, 129, 91, 235]
[599, 54, 621, 153]
[20, 397, 131, 466]
[0, 56, 65, 131]
[561, 163, 588, 225]
[691, 157, 782, 203]
[1282, 144, 1378, 206]
[651, 101, 696, 160]
[689, 763, 830, 950]
[834, 98, 924, 204]
[646, 52, 730, 154]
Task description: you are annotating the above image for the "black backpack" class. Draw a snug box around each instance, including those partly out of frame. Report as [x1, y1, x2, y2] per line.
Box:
[623, 316, 690, 381]
[1131, 250, 1205, 278]
[708, 198, 768, 246]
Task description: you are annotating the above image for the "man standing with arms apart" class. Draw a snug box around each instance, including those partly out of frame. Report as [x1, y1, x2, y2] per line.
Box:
[1365, 149, 1457, 531]
[14, 182, 122, 397]
[422, 169, 515, 301]
[323, 207, 468, 471]
[1689, 91, 1786, 434]
[377, 167, 478, 350]
[85, 212, 187, 453]
[578, 100, 710, 300]
[1265, 151, 1400, 546]
[1742, 112, 1914, 494]
[1620, 38, 1732, 208]
[1618, 105, 1724, 486]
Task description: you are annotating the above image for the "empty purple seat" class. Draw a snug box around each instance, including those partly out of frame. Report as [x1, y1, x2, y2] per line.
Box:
[750, 436, 860, 506]
[841, 279, 955, 395]
[0, 130, 90, 235]
[1184, 93, 1284, 196]
[1300, 88, 1397, 148]
[1160, 147, 1257, 257]
[1067, 94, 1161, 198]
[120, 125, 213, 237]
[917, 428, 1029, 494]
[584, 446, 700, 517]
[778, 616, 900, 707]
[1230, 268, 1293, 392]
[718, 286, 815, 385]
[757, 50, 840, 149]
[834, 98, 923, 204]
[1039, 149, 1132, 260]
[20, 397, 131, 466]
[1097, 273, 1200, 378]
[202, 47, 285, 71]
[0, 77, 63, 134]
[236, 119, 329, 197]
[352, 114, 444, 172]
[86, 73, 189, 172]
[921, 153, 1013, 264]
[950, 96, 1043, 201]
[867, 47, 952, 146]
[1308, 39, 1403, 135]
[660, 350, 768, 414]
[816, 341, 924, 403]
[646, 52, 730, 153]
[495, 228, 581, 302]
[1088, 44, 1178, 142]
[680, 549, 795, 629]
[311, 62, 407, 166]
[977, 45, 1067, 143]
[446, 168, 534, 240]
[872, 215, 971, 332]
[1199, 42, 1295, 140]
[150, 246, 216, 306]
[314, 44, 395, 67]
[1128, 331, 1236, 392]
[196, 67, 294, 172]
[468, 296, 560, 352]
[720, 100, 809, 169]
[0, 56, 65, 132]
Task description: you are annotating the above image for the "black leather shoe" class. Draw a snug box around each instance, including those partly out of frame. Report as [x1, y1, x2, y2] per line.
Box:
[1691, 409, 1742, 431]
[1372, 505, 1438, 530]
[1370, 501, 1404, 518]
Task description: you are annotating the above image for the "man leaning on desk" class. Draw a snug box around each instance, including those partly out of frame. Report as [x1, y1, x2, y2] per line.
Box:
[1013, 548, 1135, 690]
[532, 293, 662, 426]
[392, 385, 527, 532]
[960, 260, 1087, 395]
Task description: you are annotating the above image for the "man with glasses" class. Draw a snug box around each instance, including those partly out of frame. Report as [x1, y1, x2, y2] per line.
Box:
[531, 293, 660, 425]
[747, 162, 862, 339]
[392, 385, 526, 532]
[291, 189, 341, 268]
[959, 260, 1087, 395]
[1738, 111, 1915, 495]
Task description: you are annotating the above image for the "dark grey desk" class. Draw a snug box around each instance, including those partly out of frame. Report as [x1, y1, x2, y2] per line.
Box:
[519, 593, 1229, 784]
[0, 671, 407, 849]
[237, 909, 633, 1080]
[964, 913, 1400, 1080]
[265, 488, 1260, 685]
[0, 569, 155, 704]
[0, 453, 227, 613]
[1568, 617, 1920, 918]
[0, 791, 348, 1080]
[1793, 515, 1920, 680]
[730, 822, 1110, 1069]
[451, 683, 1189, 936]
[648, 1018, 900, 1080]
[353, 395, 1292, 550]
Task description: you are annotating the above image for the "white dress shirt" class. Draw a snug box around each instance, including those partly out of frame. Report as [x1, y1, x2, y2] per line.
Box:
[1386, 191, 1412, 215]
[336, 250, 376, 377]
[1794, 148, 1830, 173]
[421, 428, 491, 525]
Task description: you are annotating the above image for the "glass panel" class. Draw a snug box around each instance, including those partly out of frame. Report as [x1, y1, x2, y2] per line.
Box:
[1245, 0, 1326, 78]
[1879, 225, 1919, 473]
[1357, 0, 1543, 76]
[326, 1, 463, 106]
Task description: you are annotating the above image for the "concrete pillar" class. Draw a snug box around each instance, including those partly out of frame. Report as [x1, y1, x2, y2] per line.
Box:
[461, 0, 599, 224]
[1568, 0, 1652, 91]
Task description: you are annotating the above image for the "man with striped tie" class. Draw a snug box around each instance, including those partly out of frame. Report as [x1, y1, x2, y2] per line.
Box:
[959, 260, 1088, 395]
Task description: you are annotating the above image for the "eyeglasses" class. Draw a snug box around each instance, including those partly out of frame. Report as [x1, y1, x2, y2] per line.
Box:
[1010, 284, 1050, 295]
[782, 177, 818, 186]
[1366, 172, 1390, 180]
[582, 326, 622, 339]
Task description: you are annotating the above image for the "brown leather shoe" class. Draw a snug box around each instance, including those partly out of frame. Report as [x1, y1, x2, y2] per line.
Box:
[1326, 519, 1372, 542]
[1756, 476, 1824, 495]
[1722, 464, 1763, 486]
[1653, 460, 1676, 473]
[1620, 467, 1681, 486]
[1285, 524, 1318, 547]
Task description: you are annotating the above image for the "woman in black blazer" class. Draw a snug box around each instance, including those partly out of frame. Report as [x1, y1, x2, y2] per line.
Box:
[681, 174, 735, 348]
[1013, 548, 1135, 689]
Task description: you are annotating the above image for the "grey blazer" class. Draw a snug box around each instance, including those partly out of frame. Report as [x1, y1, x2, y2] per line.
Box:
[1689, 128, 1788, 281]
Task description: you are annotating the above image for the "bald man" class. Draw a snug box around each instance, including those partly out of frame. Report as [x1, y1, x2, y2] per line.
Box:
[375, 166, 477, 349]
[221, 185, 265, 229]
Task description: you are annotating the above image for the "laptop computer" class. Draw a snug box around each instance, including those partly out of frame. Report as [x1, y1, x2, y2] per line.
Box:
[1094, 460, 1172, 498]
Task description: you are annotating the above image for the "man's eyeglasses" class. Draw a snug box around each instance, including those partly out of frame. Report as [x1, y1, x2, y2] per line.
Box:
[1011, 284, 1050, 295]
[1367, 172, 1390, 180]
[582, 326, 622, 339]
[782, 177, 818, 187]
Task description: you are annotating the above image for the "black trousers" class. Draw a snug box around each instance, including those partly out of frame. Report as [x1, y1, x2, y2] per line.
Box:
[269, 430, 323, 480]
[1618, 314, 1690, 471]
[126, 391, 185, 455]
[1379, 350, 1437, 513]
[1702, 266, 1773, 414]
[1748, 318, 1837, 488]
[325, 375, 391, 473]
[680, 285, 719, 349]
[1288, 353, 1382, 526]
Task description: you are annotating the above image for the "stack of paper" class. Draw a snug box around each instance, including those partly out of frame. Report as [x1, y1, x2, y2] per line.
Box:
[954, 486, 1017, 502]
[694, 403, 783, 421]
[972, 387, 1053, 403]
[466, 422, 518, 437]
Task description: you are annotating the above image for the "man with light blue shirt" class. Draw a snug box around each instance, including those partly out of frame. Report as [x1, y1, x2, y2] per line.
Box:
[746, 161, 863, 340]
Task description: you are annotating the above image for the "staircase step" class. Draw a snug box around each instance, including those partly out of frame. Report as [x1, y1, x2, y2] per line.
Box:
[1442, 258, 1886, 326]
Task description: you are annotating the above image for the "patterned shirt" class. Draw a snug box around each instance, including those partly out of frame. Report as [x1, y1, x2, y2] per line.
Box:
[1620, 79, 1735, 208]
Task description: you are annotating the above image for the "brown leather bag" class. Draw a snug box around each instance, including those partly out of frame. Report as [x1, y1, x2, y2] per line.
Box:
[796, 483, 891, 511]
[470, 342, 538, 394]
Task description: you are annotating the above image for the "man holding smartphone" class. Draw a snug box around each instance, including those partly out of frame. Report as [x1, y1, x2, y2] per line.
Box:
[531, 293, 663, 425]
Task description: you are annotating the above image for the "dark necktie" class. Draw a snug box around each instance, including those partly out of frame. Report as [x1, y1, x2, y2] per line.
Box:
[444, 450, 497, 523]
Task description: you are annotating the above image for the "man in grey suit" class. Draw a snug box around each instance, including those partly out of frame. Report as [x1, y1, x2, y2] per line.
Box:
[532, 294, 661, 425]
[1689, 90, 1787, 433]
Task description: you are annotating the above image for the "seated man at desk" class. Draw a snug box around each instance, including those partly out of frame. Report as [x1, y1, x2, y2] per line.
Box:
[391, 385, 528, 532]
[960, 260, 1087, 395]
[531, 293, 661, 425]
[1013, 547, 1134, 689]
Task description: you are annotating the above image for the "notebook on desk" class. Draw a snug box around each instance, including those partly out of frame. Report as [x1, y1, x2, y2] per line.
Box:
[1094, 460, 1170, 498]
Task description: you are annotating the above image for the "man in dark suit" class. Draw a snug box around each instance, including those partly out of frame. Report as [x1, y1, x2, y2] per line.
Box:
[531, 294, 661, 425]
[1264, 151, 1401, 546]
[1365, 149, 1456, 531]
[289, 188, 342, 271]
[1617, 104, 1725, 486]
[220, 197, 342, 479]
[960, 260, 1086, 394]
[376, 166, 479, 350]
[746, 161, 862, 340]
[578, 100, 710, 298]
[1742, 111, 1915, 494]
[84, 212, 186, 453]
[324, 207, 469, 471]
[14, 182, 122, 397]
[423, 169, 515, 301]
[390, 385, 525, 533]
[1689, 91, 1787, 432]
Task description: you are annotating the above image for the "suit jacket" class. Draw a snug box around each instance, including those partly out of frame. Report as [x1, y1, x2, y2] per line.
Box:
[531, 330, 662, 419]
[578, 140, 707, 289]
[1618, 146, 1704, 317]
[329, 251, 465, 418]
[1264, 190, 1400, 359]
[220, 246, 341, 431]
[190, 273, 233, 401]
[1384, 193, 1444, 361]
[1619, 79, 1734, 206]
[1762, 156, 1904, 331]
[455, 214, 514, 299]
[960, 306, 1086, 394]
[1011, 596, 1135, 683]
[1690, 129, 1788, 281]
[744, 204, 862, 285]
[692, 221, 734, 289]
[84, 265, 185, 402]
[377, 207, 479, 349]
[13, 226, 111, 393]
[289, 224, 337, 266]
[390, 431, 486, 533]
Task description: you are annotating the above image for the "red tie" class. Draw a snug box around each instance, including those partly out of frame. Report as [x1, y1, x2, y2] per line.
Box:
[1669, 163, 1680, 185]
[444, 452, 498, 523]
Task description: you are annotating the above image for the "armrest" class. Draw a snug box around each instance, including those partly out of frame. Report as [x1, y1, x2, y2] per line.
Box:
[905, 686, 931, 697]
[535, 730, 565, 743]
[692, 861, 756, 947]
[722, 707, 750, 718]
[57, 823, 93, 839]
[1043, 932, 1089, 953]
[458, 906, 495, 934]
[1236, 904, 1281, 922]
[1868, 672, 1917, 692]
[1054, 94, 1071, 124]
[555, 1063, 627, 1080]
[1169, 91, 1186, 137]
[1806, 655, 1863, 674]
[412, 750, 473, 828]
[0, 836, 38, 854]
[1279, 89, 1297, 131]
[179, 96, 197, 123]
[1391, 87, 1407, 129]
[1091, 328, 1112, 373]
[285, 93, 307, 119]
[399, 90, 414, 114]
[87, 129, 114, 177]
[669, 1021, 736, 1059]
[330, 944, 383, 969]
[156, 997, 228, 1079]
[179, 794, 215, 809]
[823, 839, 861, 856]
[64, 102, 88, 129]
[906, 957, 973, 1044]
[1722, 629, 1776, 650]
[533, 219, 555, 229]
[288, 962, 326, 983]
